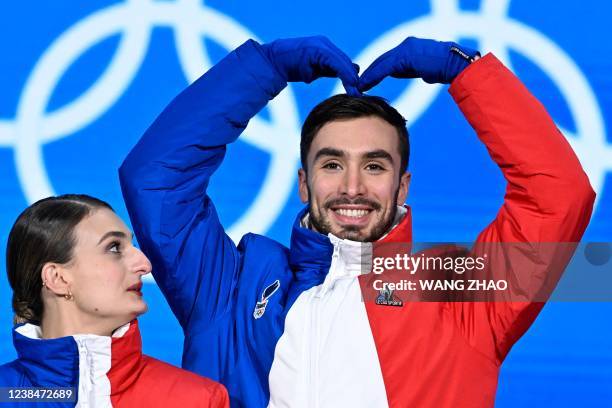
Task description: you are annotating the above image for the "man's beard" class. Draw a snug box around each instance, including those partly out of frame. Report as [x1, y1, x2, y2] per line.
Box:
[307, 186, 400, 242]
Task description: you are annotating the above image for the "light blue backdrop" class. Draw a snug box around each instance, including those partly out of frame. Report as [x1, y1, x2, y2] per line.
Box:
[1, 0, 610, 406]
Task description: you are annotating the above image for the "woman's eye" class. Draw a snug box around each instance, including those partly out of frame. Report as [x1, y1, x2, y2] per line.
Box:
[108, 242, 121, 254]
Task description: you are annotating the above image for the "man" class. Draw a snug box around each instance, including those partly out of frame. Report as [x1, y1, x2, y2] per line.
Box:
[119, 36, 595, 407]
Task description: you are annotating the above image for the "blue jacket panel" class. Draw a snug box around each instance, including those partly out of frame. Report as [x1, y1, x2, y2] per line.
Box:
[0, 325, 79, 407]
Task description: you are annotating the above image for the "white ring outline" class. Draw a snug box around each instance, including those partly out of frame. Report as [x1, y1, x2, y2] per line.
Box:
[1, 0, 608, 243]
[2, 0, 301, 242]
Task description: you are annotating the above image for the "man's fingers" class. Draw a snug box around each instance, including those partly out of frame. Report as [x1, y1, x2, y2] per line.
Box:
[323, 38, 357, 73]
[292, 36, 361, 93]
[319, 51, 360, 95]
[358, 51, 397, 92]
[335, 62, 361, 96]
[317, 39, 362, 94]
[342, 83, 362, 97]
[344, 63, 362, 96]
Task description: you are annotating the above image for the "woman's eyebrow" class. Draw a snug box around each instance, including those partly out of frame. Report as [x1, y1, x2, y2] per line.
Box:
[97, 231, 130, 245]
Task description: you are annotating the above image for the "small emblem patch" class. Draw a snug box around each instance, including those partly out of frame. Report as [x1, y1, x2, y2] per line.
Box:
[253, 280, 281, 319]
[375, 287, 403, 307]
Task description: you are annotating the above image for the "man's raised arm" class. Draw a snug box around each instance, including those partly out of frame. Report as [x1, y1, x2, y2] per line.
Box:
[448, 53, 595, 363]
[360, 37, 595, 364]
[119, 37, 359, 329]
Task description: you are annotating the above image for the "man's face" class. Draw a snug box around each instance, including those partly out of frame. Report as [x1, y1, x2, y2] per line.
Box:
[298, 116, 411, 242]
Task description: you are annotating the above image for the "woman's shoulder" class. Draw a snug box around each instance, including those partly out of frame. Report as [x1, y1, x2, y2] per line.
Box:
[0, 360, 26, 385]
[140, 355, 224, 388]
[135, 355, 229, 406]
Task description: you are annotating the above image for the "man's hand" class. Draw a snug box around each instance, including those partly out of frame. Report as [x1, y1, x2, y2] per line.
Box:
[359, 37, 480, 91]
[259, 36, 361, 96]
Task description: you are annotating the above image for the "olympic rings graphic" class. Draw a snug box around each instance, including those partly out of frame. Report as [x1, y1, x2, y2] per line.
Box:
[0, 0, 609, 246]
[0, 0, 301, 242]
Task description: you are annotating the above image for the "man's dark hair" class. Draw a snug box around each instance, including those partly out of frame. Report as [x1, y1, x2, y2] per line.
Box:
[300, 94, 410, 172]
[6, 194, 113, 324]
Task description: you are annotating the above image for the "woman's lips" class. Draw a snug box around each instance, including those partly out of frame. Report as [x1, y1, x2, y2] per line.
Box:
[127, 282, 143, 296]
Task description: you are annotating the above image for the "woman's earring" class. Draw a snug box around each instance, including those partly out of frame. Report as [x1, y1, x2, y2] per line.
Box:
[64, 289, 73, 301]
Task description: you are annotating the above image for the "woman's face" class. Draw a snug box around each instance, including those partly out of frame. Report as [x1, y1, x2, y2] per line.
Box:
[64, 208, 151, 327]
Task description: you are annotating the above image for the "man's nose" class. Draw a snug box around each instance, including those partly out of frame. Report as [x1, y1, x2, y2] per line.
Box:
[340, 166, 366, 197]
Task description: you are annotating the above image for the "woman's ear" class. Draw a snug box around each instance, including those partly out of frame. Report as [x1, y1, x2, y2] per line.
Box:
[41, 263, 71, 296]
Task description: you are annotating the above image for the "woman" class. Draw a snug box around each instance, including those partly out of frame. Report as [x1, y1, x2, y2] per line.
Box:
[0, 194, 228, 407]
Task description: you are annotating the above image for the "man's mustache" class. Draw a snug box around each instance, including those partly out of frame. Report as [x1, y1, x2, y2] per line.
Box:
[324, 197, 382, 211]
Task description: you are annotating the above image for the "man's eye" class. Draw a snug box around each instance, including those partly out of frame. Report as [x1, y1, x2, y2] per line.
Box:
[323, 162, 341, 170]
[366, 163, 385, 171]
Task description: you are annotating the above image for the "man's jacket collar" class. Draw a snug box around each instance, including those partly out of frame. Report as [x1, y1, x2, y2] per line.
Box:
[289, 205, 413, 281]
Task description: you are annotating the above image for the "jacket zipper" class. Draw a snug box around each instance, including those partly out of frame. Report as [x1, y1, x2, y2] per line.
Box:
[309, 244, 340, 407]
[76, 338, 88, 407]
[310, 292, 320, 408]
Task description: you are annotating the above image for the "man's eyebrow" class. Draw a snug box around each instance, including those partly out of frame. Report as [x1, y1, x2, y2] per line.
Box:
[364, 149, 394, 164]
[313, 147, 345, 163]
[97, 231, 132, 245]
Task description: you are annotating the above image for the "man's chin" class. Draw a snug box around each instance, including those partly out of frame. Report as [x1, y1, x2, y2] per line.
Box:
[332, 226, 372, 242]
[332, 214, 395, 242]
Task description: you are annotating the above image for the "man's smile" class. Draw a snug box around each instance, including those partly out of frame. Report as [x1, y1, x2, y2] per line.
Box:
[329, 205, 375, 227]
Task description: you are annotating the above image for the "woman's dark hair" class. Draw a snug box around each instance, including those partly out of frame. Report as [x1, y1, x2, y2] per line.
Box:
[300, 94, 410, 172]
[6, 194, 113, 324]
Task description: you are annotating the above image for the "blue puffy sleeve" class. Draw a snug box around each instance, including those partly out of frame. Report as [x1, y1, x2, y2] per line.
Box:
[119, 40, 286, 329]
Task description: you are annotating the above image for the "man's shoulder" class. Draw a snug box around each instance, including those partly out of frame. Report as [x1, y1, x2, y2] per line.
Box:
[238, 233, 289, 260]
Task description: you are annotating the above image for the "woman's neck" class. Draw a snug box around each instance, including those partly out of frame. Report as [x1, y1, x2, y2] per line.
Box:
[40, 303, 116, 338]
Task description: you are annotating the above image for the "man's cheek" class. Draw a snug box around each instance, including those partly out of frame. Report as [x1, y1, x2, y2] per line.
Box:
[312, 176, 338, 196]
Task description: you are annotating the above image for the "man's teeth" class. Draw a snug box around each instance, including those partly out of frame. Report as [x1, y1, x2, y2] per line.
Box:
[335, 209, 369, 217]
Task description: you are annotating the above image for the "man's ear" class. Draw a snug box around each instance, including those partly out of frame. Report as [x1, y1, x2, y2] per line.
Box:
[396, 171, 411, 205]
[298, 168, 309, 204]
[41, 263, 71, 296]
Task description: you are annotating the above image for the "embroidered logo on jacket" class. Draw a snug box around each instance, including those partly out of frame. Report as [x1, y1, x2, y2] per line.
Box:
[253, 280, 281, 319]
[375, 287, 403, 307]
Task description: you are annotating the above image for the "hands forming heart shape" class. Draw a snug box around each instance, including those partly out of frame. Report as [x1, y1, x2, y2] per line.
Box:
[259, 36, 480, 96]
